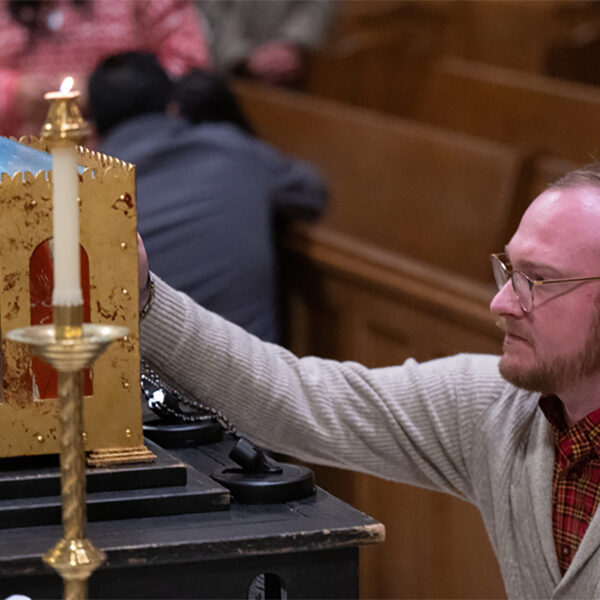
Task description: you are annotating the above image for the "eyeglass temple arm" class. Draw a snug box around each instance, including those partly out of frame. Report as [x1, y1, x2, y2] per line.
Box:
[536, 275, 600, 286]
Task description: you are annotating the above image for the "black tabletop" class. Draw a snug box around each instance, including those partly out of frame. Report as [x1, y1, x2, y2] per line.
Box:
[0, 437, 384, 579]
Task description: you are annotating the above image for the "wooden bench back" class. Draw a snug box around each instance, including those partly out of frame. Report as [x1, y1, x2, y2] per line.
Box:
[235, 80, 523, 282]
[413, 56, 600, 163]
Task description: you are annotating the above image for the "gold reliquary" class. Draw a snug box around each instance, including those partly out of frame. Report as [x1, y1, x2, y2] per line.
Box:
[0, 136, 151, 465]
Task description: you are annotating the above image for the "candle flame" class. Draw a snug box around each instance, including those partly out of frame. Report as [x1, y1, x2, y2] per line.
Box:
[59, 76, 74, 94]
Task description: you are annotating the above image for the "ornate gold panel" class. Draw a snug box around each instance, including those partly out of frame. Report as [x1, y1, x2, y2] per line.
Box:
[0, 137, 146, 458]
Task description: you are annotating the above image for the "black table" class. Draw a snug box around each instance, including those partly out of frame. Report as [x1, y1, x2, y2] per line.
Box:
[0, 437, 384, 599]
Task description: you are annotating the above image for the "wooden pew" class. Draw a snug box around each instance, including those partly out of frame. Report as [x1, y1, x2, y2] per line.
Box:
[410, 56, 600, 163]
[305, 0, 448, 116]
[233, 81, 581, 598]
[281, 227, 505, 600]
[235, 81, 531, 598]
[438, 0, 600, 75]
[281, 165, 578, 598]
[307, 0, 600, 110]
[235, 80, 524, 283]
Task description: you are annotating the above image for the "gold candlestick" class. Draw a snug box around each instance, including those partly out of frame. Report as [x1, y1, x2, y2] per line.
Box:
[41, 76, 91, 147]
[6, 78, 127, 600]
[7, 324, 128, 599]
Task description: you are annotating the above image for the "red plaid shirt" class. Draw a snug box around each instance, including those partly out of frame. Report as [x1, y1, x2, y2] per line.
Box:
[539, 395, 600, 574]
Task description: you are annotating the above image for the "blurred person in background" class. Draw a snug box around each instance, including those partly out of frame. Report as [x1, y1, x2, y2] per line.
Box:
[0, 0, 210, 137]
[172, 67, 254, 134]
[89, 53, 327, 343]
[197, 0, 336, 87]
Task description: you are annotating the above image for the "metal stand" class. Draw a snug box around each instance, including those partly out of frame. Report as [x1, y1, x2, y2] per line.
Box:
[7, 322, 127, 599]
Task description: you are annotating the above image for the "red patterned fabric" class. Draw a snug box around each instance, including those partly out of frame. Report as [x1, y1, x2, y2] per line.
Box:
[0, 0, 210, 136]
[540, 395, 600, 574]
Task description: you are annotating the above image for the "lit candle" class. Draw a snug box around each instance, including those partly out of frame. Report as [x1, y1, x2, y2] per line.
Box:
[44, 77, 83, 307]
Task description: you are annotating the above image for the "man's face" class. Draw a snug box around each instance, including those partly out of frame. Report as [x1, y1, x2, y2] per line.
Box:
[489, 185, 600, 394]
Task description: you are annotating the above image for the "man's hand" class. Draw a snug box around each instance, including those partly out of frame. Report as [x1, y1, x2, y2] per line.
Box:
[138, 232, 150, 311]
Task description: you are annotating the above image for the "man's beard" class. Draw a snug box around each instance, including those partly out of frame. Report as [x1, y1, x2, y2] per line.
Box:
[498, 308, 600, 393]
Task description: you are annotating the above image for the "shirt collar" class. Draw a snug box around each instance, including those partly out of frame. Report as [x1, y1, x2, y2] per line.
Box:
[539, 395, 600, 470]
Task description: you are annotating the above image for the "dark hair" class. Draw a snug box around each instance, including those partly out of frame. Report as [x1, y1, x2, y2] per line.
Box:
[88, 51, 172, 136]
[172, 69, 254, 135]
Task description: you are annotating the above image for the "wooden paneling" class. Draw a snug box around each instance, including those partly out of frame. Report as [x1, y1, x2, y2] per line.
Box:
[441, 1, 559, 73]
[280, 226, 505, 599]
[232, 78, 571, 598]
[442, 0, 600, 80]
[237, 80, 523, 282]
[307, 0, 600, 106]
[306, 1, 447, 115]
[283, 227, 500, 362]
[413, 57, 600, 163]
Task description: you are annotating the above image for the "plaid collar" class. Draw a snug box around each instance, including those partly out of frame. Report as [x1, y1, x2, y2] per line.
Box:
[539, 395, 600, 472]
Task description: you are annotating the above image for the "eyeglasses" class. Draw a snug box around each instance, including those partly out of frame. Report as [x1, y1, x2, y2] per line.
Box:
[490, 253, 600, 313]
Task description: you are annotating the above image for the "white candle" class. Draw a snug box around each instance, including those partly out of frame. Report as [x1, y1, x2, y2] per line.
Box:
[51, 144, 82, 306]
[49, 76, 82, 307]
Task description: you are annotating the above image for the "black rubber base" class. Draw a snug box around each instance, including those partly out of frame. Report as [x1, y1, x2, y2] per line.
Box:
[212, 463, 315, 504]
[143, 420, 223, 448]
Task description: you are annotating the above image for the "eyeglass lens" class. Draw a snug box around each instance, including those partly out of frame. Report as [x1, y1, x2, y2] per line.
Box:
[491, 257, 508, 290]
[512, 272, 533, 311]
[491, 256, 533, 312]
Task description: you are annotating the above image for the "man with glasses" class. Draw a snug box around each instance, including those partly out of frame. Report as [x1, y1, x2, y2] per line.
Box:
[139, 162, 600, 597]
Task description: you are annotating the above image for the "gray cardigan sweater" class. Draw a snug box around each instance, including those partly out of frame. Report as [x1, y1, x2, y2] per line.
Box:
[140, 276, 600, 599]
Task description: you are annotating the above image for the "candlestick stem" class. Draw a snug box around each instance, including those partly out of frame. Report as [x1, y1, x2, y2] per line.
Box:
[45, 368, 90, 600]
[54, 305, 83, 341]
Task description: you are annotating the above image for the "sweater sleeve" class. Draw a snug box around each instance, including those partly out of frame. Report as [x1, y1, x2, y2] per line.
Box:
[140, 276, 506, 501]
